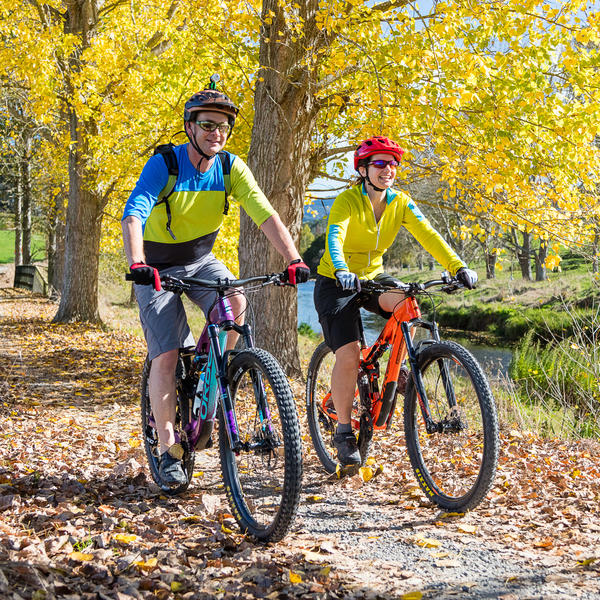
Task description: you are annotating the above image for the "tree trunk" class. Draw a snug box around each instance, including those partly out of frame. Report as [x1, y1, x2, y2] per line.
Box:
[47, 192, 66, 295]
[54, 1, 104, 323]
[239, 0, 320, 376]
[534, 240, 548, 282]
[14, 171, 23, 266]
[517, 230, 532, 280]
[53, 109, 103, 323]
[485, 249, 497, 279]
[20, 143, 32, 264]
[592, 230, 599, 274]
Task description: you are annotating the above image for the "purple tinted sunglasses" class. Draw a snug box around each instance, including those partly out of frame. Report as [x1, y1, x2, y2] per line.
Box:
[369, 159, 399, 169]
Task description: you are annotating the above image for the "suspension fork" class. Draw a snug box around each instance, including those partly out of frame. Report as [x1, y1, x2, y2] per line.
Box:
[226, 321, 274, 436]
[423, 320, 458, 409]
[403, 321, 443, 434]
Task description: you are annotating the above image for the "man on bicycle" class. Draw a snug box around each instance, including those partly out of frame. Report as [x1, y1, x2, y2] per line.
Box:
[314, 136, 477, 467]
[122, 78, 309, 489]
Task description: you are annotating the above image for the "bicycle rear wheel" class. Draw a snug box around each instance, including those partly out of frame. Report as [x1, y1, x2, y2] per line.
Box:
[306, 342, 371, 474]
[219, 348, 302, 542]
[404, 341, 499, 511]
[141, 354, 195, 495]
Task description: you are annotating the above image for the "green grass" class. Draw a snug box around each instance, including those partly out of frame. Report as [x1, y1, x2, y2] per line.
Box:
[390, 260, 600, 345]
[0, 229, 46, 263]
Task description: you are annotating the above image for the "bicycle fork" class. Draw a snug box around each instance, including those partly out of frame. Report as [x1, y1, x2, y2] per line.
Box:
[210, 322, 276, 454]
[403, 321, 457, 434]
[208, 323, 242, 452]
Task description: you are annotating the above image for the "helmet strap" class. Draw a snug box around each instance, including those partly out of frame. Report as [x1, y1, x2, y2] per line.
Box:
[185, 122, 217, 168]
[366, 173, 385, 193]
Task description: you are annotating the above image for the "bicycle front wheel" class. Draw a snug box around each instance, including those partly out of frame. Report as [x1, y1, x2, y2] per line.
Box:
[404, 341, 499, 511]
[306, 342, 371, 474]
[219, 348, 302, 542]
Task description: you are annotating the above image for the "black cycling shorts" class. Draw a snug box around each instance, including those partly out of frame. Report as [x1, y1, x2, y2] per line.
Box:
[313, 275, 392, 352]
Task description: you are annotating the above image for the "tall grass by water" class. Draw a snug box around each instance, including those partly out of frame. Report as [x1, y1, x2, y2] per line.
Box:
[500, 305, 600, 439]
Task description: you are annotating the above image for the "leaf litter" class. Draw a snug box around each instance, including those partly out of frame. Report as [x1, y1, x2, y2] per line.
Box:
[1, 288, 600, 599]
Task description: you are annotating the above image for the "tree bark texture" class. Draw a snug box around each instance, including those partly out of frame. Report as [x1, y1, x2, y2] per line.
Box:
[515, 230, 532, 281]
[20, 145, 32, 265]
[54, 109, 103, 323]
[14, 173, 23, 266]
[54, 1, 104, 322]
[240, 0, 322, 376]
[47, 192, 66, 295]
[485, 250, 497, 279]
[534, 240, 548, 282]
[593, 231, 599, 274]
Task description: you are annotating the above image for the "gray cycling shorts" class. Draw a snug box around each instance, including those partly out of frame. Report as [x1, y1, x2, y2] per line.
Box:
[134, 254, 235, 361]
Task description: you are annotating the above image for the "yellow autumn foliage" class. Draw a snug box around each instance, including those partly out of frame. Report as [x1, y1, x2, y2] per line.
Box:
[1, 0, 598, 272]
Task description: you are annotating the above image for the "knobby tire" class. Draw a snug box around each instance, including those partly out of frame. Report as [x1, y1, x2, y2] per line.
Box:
[219, 348, 302, 542]
[403, 341, 499, 511]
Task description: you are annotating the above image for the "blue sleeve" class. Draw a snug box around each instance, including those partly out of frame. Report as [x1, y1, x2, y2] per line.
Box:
[328, 223, 348, 272]
[121, 154, 170, 229]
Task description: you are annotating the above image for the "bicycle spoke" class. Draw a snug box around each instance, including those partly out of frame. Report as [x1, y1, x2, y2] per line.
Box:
[405, 341, 498, 511]
[220, 349, 301, 542]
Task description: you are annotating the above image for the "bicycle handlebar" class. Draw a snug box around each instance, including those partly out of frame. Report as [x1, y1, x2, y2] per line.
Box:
[358, 272, 464, 296]
[125, 271, 288, 293]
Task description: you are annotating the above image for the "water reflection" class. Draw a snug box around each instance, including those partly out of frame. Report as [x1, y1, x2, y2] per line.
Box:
[298, 280, 512, 379]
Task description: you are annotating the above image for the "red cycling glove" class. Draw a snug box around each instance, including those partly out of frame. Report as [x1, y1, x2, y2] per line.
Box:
[286, 259, 310, 286]
[129, 262, 162, 291]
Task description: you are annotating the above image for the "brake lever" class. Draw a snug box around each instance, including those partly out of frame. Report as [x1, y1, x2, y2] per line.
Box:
[441, 282, 463, 294]
[161, 275, 190, 294]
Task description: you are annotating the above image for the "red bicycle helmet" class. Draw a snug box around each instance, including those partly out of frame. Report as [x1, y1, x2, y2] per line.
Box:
[354, 136, 405, 170]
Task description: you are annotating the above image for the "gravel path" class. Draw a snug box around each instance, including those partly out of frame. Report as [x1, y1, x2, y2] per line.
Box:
[290, 438, 600, 599]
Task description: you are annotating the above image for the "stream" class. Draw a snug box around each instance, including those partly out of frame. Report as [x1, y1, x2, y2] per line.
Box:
[298, 279, 512, 379]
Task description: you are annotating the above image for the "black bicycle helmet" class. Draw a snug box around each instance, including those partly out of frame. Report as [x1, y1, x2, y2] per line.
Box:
[183, 75, 239, 126]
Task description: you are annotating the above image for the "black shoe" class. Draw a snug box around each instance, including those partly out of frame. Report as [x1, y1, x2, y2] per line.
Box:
[397, 365, 410, 395]
[158, 443, 187, 488]
[333, 431, 361, 466]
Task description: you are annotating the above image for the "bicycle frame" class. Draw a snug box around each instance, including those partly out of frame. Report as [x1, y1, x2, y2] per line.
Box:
[349, 288, 451, 433]
[175, 280, 278, 454]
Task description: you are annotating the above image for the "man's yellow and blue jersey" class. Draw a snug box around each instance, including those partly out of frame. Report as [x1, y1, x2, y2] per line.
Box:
[317, 184, 465, 280]
[122, 144, 276, 268]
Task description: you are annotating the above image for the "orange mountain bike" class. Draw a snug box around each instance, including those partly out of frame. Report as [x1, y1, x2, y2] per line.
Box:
[306, 273, 499, 511]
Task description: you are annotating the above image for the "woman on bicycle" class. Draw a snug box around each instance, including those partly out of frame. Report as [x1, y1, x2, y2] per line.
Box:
[314, 135, 478, 467]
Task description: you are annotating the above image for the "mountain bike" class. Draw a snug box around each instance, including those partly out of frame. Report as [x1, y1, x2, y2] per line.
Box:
[306, 273, 499, 512]
[130, 272, 303, 542]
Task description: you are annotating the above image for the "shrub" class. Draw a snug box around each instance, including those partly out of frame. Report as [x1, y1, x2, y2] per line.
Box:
[298, 322, 320, 340]
[510, 317, 600, 438]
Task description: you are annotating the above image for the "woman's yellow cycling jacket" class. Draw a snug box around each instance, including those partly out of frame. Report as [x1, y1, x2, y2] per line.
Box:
[317, 184, 465, 280]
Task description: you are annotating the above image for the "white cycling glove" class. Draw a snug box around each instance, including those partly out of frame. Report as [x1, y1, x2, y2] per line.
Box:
[456, 267, 478, 289]
[335, 270, 361, 292]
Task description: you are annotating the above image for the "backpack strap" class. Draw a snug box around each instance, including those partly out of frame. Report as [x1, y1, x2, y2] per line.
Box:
[154, 143, 178, 240]
[218, 151, 231, 216]
[153, 146, 230, 239]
